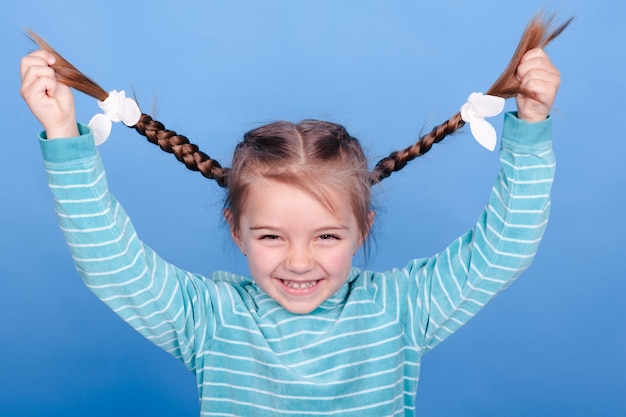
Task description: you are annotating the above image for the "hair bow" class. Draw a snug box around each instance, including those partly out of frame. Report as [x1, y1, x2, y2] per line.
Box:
[460, 92, 505, 151]
[88, 90, 141, 145]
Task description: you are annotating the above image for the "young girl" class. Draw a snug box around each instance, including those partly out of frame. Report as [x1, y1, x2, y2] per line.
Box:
[20, 15, 567, 417]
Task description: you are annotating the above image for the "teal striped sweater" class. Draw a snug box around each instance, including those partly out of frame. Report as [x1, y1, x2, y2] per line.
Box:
[40, 112, 554, 416]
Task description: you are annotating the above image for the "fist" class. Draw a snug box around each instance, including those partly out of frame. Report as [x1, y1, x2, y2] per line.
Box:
[515, 48, 561, 123]
[20, 50, 78, 138]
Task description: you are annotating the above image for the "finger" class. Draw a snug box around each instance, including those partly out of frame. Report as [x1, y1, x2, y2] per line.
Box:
[519, 60, 560, 81]
[519, 78, 558, 101]
[22, 73, 58, 102]
[19, 50, 55, 80]
[20, 67, 58, 101]
[517, 72, 559, 120]
[518, 61, 561, 96]
[20, 64, 57, 95]
[520, 47, 548, 62]
[20, 56, 49, 81]
[517, 51, 558, 81]
[27, 49, 55, 64]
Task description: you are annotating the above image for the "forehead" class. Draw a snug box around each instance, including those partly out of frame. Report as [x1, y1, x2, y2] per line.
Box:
[240, 178, 356, 226]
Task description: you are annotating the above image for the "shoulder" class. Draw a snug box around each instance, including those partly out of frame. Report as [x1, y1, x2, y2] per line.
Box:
[209, 271, 265, 316]
[348, 259, 430, 307]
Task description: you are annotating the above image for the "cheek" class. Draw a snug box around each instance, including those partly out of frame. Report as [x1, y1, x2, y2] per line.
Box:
[322, 247, 354, 272]
[247, 247, 281, 275]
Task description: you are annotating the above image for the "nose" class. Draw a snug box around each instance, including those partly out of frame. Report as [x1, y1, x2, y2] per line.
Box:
[285, 243, 314, 274]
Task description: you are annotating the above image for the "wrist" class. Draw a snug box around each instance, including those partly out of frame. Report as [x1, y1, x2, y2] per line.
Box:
[39, 123, 97, 163]
[518, 112, 548, 123]
[44, 119, 80, 139]
[501, 112, 552, 151]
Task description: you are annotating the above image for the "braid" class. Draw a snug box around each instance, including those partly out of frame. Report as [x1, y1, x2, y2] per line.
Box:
[132, 114, 230, 187]
[371, 113, 465, 184]
[27, 29, 229, 188]
[370, 12, 572, 184]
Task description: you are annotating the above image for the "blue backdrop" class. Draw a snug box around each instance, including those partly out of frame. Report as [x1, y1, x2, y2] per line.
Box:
[1, 1, 624, 416]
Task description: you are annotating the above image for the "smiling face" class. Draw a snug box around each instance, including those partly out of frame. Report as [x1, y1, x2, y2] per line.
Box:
[227, 178, 366, 314]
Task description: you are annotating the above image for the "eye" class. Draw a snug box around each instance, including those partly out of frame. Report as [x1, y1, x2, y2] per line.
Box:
[260, 234, 280, 241]
[319, 234, 339, 241]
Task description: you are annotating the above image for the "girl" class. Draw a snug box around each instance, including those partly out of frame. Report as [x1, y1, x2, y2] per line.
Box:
[20, 14, 567, 417]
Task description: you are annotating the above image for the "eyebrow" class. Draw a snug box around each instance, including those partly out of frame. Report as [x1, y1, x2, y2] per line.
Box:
[248, 225, 350, 232]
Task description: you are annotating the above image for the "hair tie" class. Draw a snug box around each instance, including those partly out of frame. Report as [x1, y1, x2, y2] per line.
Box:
[88, 90, 141, 145]
[460, 92, 505, 151]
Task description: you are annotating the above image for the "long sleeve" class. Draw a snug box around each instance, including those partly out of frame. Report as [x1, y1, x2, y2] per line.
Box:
[36, 115, 556, 416]
[385, 112, 555, 352]
[39, 124, 213, 372]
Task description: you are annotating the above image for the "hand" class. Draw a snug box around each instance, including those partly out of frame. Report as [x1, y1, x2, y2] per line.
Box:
[20, 50, 78, 138]
[515, 48, 561, 123]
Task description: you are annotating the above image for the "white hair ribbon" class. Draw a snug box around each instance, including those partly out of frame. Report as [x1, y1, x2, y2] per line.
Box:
[460, 92, 505, 151]
[88, 90, 141, 146]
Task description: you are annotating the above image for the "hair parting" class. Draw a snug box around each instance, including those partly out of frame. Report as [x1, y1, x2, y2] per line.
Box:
[369, 11, 572, 184]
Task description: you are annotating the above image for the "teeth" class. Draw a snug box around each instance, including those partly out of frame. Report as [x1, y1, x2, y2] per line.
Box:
[282, 280, 319, 289]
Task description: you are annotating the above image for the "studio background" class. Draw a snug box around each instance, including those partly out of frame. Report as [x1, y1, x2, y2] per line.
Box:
[1, 1, 624, 416]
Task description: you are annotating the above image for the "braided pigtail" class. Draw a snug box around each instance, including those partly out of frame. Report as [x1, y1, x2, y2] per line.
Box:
[132, 114, 230, 187]
[371, 113, 465, 183]
[27, 30, 230, 188]
[370, 12, 572, 184]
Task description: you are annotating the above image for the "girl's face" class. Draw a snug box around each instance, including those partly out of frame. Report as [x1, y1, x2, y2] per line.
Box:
[228, 178, 365, 314]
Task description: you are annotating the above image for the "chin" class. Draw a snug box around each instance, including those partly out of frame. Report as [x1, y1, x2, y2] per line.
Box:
[281, 302, 320, 315]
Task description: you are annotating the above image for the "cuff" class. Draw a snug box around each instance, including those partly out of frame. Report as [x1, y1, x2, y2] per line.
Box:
[501, 112, 552, 152]
[38, 123, 97, 163]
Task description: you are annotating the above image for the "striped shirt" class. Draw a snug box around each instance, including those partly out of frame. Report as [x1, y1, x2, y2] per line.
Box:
[39, 112, 554, 416]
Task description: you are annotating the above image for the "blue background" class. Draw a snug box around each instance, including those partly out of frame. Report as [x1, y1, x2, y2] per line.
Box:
[1, 1, 624, 416]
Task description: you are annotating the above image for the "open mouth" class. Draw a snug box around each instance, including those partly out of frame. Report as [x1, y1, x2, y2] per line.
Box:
[280, 279, 320, 290]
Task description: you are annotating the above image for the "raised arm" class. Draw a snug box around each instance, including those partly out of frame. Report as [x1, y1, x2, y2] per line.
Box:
[21, 51, 214, 372]
[398, 49, 559, 350]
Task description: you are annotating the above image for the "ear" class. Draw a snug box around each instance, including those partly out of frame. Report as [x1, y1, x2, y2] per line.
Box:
[363, 210, 375, 241]
[224, 209, 243, 250]
[356, 210, 376, 251]
[367, 210, 375, 232]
